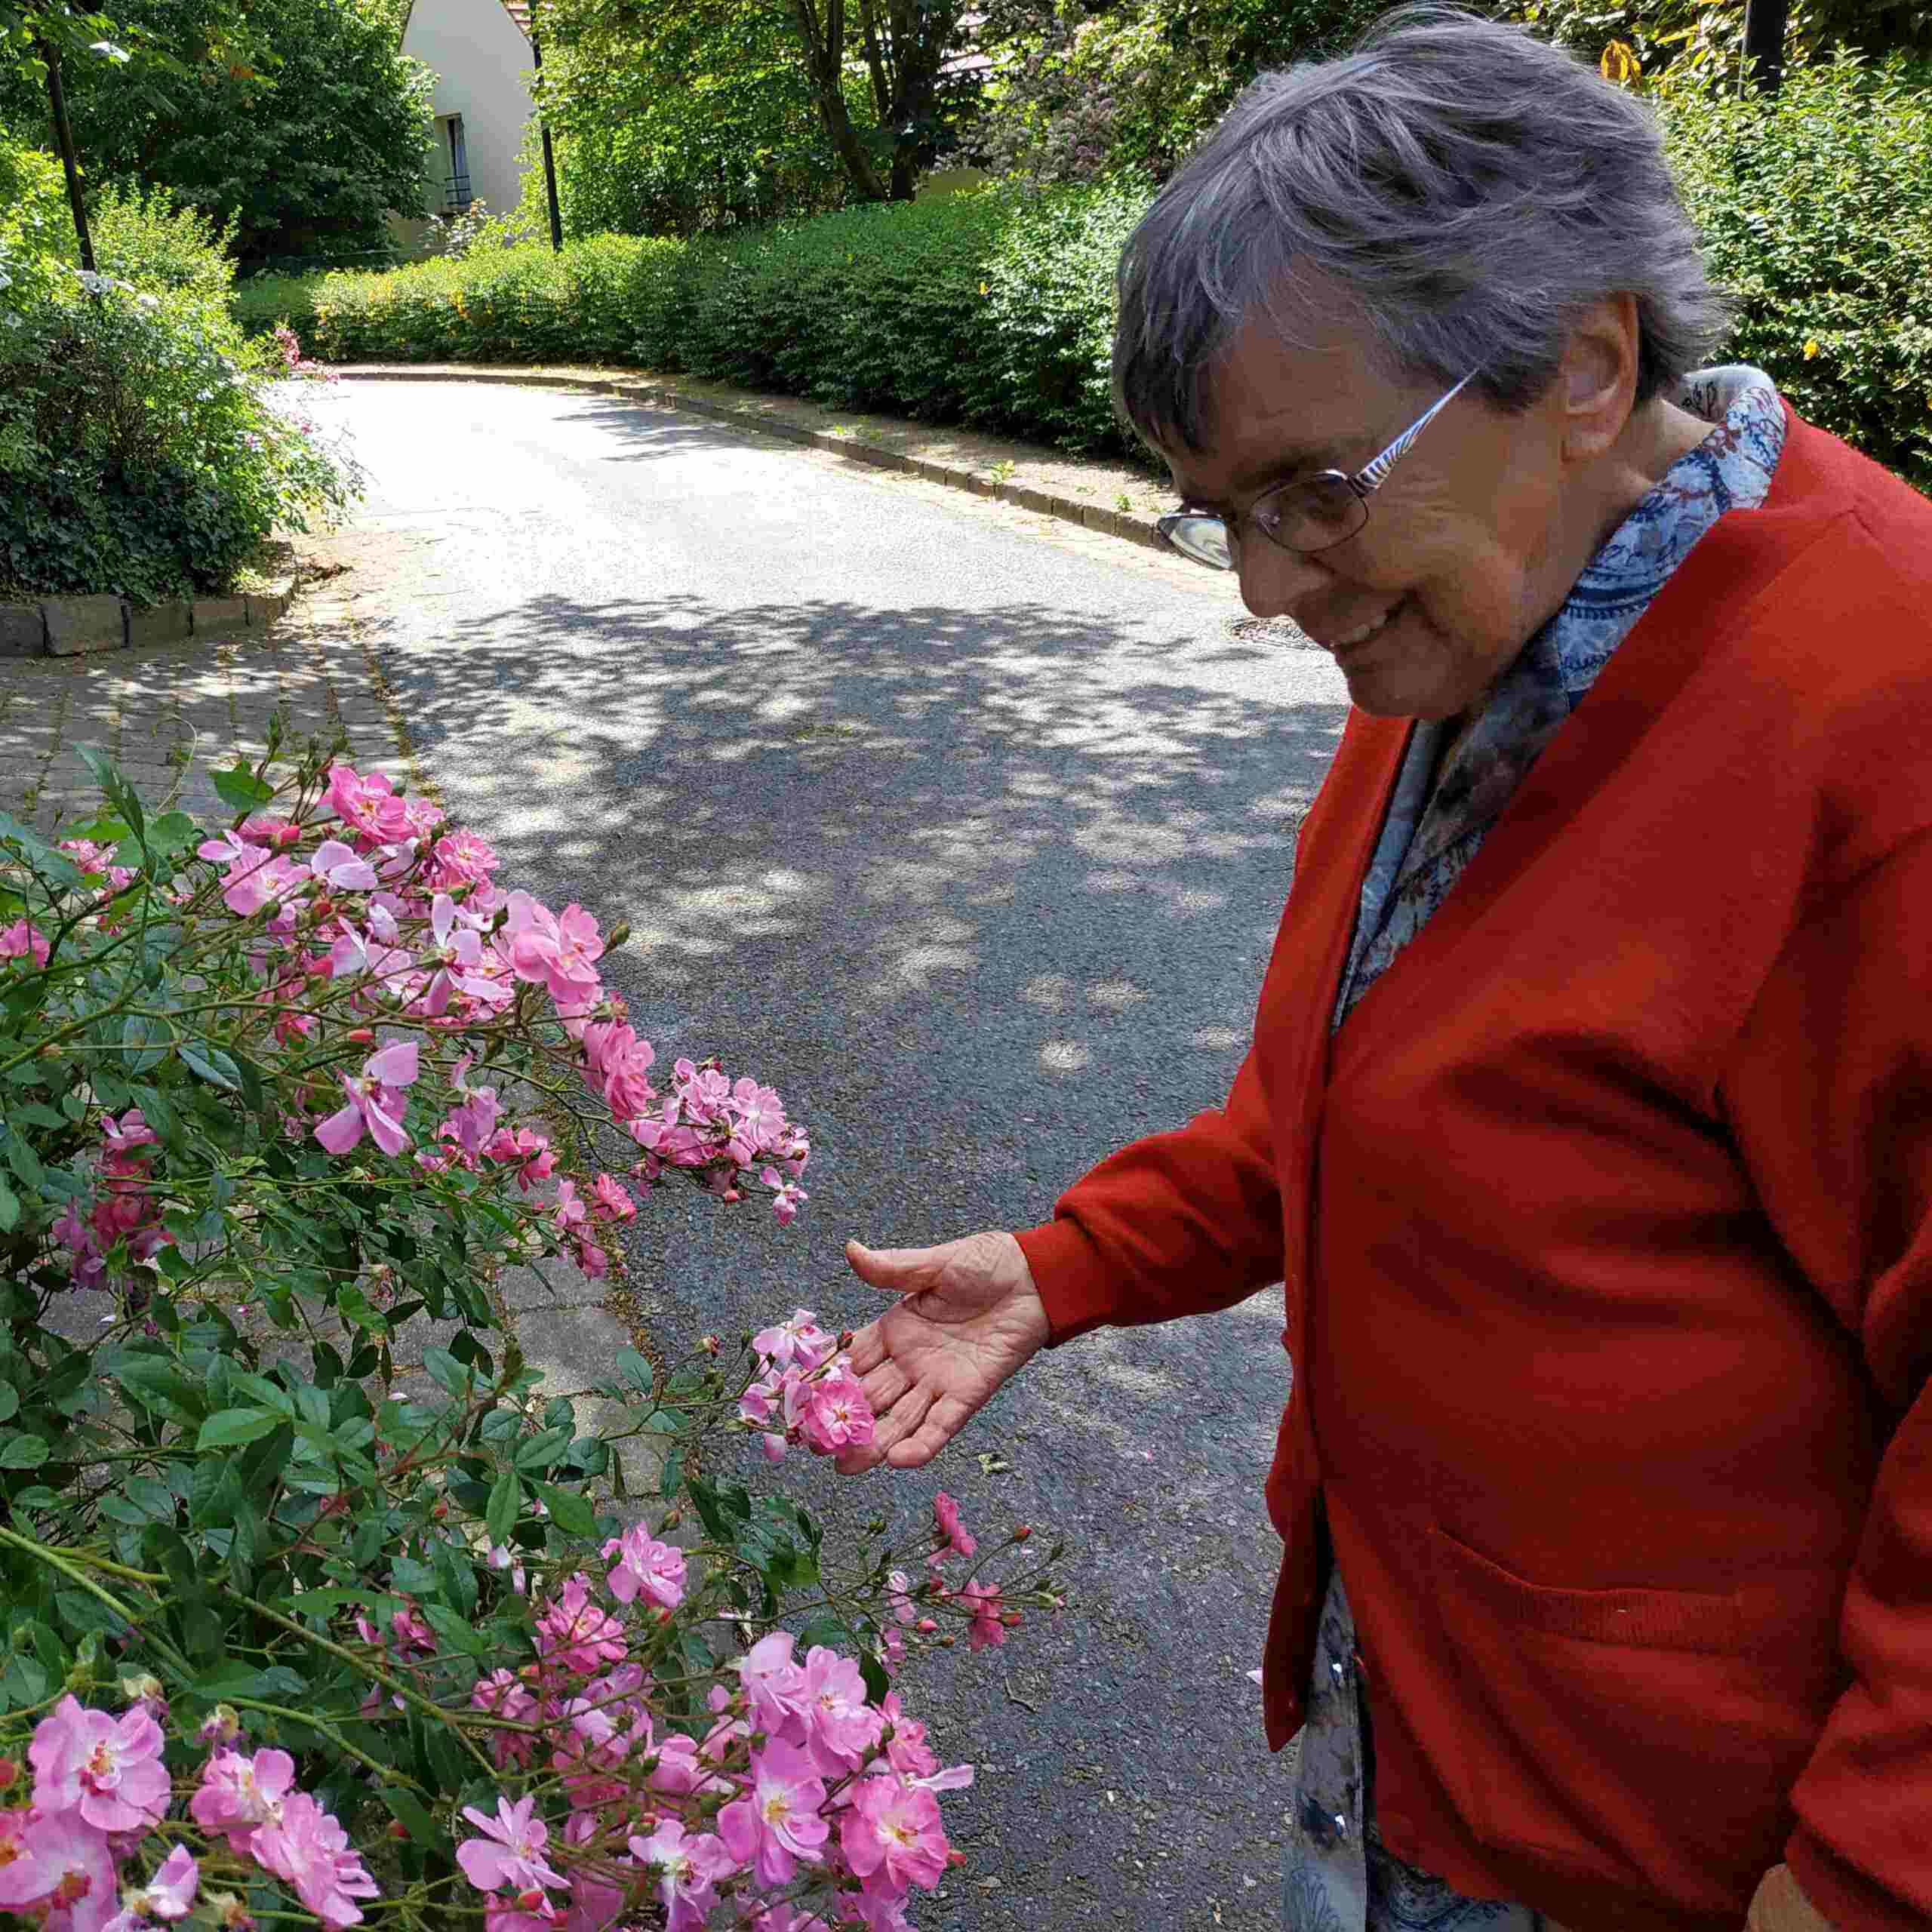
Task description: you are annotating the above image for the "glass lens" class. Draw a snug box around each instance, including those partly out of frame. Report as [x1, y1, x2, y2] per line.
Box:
[1157, 512, 1234, 571]
[1256, 474, 1367, 554]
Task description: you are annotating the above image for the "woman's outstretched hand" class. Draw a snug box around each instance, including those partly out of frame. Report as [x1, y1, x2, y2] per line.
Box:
[834, 1231, 1051, 1475]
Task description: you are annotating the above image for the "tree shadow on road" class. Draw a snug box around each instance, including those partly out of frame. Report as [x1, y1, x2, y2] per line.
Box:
[371, 586, 1346, 1003]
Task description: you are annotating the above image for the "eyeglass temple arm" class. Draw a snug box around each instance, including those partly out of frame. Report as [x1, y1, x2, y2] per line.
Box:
[1354, 368, 1483, 497]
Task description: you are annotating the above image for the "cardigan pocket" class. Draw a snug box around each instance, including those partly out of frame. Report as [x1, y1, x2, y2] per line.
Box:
[1423, 1526, 1828, 1907]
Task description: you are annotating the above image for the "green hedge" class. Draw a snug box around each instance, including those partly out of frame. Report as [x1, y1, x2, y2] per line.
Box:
[269, 54, 1932, 488]
[284, 188, 1155, 461]
[1662, 53, 1932, 488]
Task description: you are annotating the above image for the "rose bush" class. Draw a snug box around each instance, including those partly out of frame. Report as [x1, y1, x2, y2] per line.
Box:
[0, 727, 1060, 1932]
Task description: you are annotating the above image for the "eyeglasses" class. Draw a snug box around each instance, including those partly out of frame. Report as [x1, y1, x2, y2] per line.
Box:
[1156, 368, 1484, 571]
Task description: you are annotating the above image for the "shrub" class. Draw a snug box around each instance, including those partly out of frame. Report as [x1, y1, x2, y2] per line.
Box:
[0, 130, 67, 261]
[0, 737, 1059, 1932]
[1658, 51, 1932, 491]
[0, 262, 358, 602]
[305, 236, 688, 369]
[232, 272, 326, 340]
[80, 183, 239, 300]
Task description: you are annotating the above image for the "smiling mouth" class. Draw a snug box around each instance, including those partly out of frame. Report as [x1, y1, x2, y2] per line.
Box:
[1319, 598, 1405, 654]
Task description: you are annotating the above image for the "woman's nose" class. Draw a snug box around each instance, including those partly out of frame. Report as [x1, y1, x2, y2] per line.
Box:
[1235, 534, 1331, 622]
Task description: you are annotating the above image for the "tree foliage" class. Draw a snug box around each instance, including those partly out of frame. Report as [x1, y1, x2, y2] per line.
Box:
[0, 0, 433, 270]
[536, 0, 859, 235]
[535, 0, 982, 234]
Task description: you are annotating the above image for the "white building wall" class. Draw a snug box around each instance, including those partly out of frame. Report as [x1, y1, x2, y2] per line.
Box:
[396, 0, 535, 247]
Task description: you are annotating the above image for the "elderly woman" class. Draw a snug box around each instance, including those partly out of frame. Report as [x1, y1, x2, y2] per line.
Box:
[835, 8, 1932, 1930]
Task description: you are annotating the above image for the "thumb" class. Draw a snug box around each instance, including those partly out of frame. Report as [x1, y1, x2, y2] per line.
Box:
[844, 1237, 952, 1297]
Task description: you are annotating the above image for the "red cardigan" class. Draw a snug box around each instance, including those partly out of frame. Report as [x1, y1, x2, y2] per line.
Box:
[1016, 410, 1932, 1932]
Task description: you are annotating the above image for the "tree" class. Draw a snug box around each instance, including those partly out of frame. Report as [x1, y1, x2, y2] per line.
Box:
[534, 0, 860, 235]
[2, 3, 137, 268]
[0, 0, 433, 269]
[785, 0, 980, 199]
[970, 0, 1388, 186]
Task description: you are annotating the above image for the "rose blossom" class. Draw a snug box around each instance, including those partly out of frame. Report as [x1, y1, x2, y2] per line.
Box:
[190, 1747, 297, 1850]
[29, 1696, 170, 1834]
[456, 1795, 565, 1897]
[601, 1523, 685, 1610]
[247, 1791, 379, 1928]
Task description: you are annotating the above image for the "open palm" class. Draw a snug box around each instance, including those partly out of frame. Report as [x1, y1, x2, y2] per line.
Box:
[835, 1230, 1051, 1474]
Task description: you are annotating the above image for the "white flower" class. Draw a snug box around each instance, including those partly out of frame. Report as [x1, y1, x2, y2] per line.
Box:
[136, 293, 159, 312]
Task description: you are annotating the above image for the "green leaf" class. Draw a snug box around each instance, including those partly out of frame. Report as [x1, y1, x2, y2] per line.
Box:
[688, 1474, 728, 1540]
[1, 1653, 50, 1709]
[125, 1475, 175, 1520]
[377, 1786, 438, 1847]
[420, 1347, 472, 1398]
[121, 1014, 173, 1074]
[0, 1386, 17, 1424]
[423, 1721, 471, 1792]
[485, 1468, 519, 1546]
[196, 1407, 284, 1449]
[0, 1434, 48, 1469]
[230, 1050, 268, 1116]
[110, 1353, 208, 1425]
[859, 1651, 891, 1703]
[146, 811, 198, 858]
[421, 1604, 489, 1655]
[434, 1537, 478, 1619]
[180, 1042, 242, 1092]
[512, 1426, 572, 1473]
[73, 745, 142, 836]
[212, 762, 275, 812]
[1, 1130, 45, 1193]
[532, 1481, 595, 1537]
[54, 1588, 128, 1638]
[389, 1554, 438, 1595]
[0, 1179, 17, 1234]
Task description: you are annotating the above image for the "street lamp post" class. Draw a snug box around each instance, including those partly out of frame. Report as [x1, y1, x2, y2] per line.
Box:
[529, 0, 564, 254]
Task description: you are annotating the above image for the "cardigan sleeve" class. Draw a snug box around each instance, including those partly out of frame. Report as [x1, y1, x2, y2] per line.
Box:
[1013, 1038, 1285, 1344]
[1721, 823, 1932, 1932]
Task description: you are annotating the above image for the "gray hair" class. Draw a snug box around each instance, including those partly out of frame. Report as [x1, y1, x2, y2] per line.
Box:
[1114, 5, 1730, 454]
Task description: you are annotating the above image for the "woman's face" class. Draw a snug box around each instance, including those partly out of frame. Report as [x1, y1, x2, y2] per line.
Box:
[1166, 309, 1624, 721]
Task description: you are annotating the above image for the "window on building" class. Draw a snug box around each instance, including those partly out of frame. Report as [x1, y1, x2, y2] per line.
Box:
[442, 113, 472, 211]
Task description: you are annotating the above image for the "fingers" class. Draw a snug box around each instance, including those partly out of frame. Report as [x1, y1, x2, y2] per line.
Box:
[868, 1381, 936, 1465]
[854, 1355, 911, 1413]
[884, 1392, 974, 1469]
[844, 1318, 893, 1380]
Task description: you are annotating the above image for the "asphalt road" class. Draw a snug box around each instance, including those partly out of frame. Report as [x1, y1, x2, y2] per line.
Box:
[309, 379, 1353, 1932]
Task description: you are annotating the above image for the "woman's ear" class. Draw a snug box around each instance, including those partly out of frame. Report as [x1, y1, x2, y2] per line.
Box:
[1558, 293, 1641, 463]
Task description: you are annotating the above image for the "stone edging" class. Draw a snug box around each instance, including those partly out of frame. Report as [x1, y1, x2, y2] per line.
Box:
[1, 579, 298, 661]
[334, 366, 1165, 553]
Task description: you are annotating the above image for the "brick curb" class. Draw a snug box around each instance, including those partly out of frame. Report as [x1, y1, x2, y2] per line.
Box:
[332, 365, 1167, 555]
[2, 577, 299, 660]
